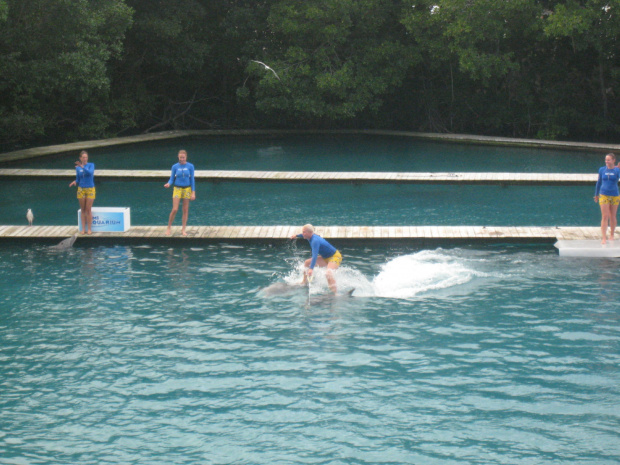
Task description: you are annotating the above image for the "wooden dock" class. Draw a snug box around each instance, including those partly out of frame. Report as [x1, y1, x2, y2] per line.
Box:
[0, 168, 597, 185]
[0, 224, 602, 242]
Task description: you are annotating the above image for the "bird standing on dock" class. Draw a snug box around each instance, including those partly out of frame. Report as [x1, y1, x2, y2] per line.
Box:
[250, 60, 281, 80]
[26, 209, 34, 226]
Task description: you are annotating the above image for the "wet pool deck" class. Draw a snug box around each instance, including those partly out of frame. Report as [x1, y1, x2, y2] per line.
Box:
[0, 168, 598, 185]
[0, 224, 602, 243]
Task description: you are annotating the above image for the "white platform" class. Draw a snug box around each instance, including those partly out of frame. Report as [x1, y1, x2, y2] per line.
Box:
[554, 240, 620, 257]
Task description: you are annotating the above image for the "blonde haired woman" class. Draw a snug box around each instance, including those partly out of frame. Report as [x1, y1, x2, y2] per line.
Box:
[164, 150, 196, 236]
[69, 150, 95, 235]
[594, 153, 620, 244]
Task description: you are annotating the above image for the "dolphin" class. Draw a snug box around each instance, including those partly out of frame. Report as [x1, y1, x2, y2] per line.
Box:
[260, 282, 306, 297]
[307, 288, 356, 302]
[48, 234, 78, 251]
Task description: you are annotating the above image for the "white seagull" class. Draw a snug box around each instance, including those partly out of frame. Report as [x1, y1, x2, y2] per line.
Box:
[26, 209, 34, 226]
[250, 60, 281, 81]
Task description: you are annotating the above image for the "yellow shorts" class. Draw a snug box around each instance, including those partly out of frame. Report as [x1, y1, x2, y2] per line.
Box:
[599, 195, 620, 206]
[173, 186, 192, 199]
[77, 187, 96, 199]
[324, 250, 342, 266]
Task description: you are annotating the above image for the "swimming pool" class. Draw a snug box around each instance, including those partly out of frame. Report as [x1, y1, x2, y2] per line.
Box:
[1, 242, 618, 464]
[1, 134, 617, 464]
[1, 134, 602, 173]
[1, 134, 603, 229]
[0, 179, 599, 227]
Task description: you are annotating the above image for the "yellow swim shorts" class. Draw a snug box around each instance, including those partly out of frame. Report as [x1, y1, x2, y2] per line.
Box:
[173, 186, 192, 199]
[599, 194, 620, 206]
[77, 187, 96, 200]
[324, 250, 343, 266]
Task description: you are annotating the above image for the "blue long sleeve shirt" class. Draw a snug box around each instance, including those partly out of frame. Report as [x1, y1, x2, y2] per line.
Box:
[595, 166, 620, 197]
[297, 234, 337, 269]
[168, 162, 195, 191]
[75, 163, 95, 188]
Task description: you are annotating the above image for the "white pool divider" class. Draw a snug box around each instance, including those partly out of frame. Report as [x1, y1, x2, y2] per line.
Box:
[78, 207, 131, 232]
[554, 239, 620, 257]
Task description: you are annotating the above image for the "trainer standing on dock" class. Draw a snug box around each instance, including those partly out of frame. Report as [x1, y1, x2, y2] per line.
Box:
[69, 150, 95, 235]
[291, 224, 342, 294]
[164, 149, 195, 236]
[594, 153, 620, 244]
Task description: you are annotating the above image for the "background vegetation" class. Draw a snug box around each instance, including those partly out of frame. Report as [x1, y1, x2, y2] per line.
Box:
[2, 0, 620, 146]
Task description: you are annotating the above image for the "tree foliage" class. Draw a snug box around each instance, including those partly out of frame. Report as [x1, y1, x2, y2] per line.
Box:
[0, 0, 133, 143]
[2, 0, 620, 146]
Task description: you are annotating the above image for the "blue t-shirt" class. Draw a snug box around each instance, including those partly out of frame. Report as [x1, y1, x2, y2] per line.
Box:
[75, 163, 95, 188]
[168, 162, 195, 190]
[595, 166, 620, 197]
[298, 234, 337, 269]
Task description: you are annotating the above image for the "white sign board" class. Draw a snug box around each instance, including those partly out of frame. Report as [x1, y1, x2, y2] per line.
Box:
[78, 207, 131, 232]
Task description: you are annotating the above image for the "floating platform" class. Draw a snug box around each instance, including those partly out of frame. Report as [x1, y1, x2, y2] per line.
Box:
[0, 224, 602, 243]
[0, 168, 597, 185]
[554, 239, 620, 257]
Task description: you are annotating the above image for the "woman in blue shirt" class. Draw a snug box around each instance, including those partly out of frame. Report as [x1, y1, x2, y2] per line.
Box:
[594, 153, 620, 244]
[164, 150, 196, 236]
[68, 150, 95, 235]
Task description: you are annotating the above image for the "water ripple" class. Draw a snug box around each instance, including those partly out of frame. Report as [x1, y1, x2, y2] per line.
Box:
[1, 244, 619, 464]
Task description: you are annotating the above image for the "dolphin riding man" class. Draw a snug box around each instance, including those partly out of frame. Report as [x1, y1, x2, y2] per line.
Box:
[290, 224, 342, 294]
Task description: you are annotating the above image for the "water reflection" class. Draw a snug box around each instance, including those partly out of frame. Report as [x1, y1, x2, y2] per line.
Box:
[166, 247, 191, 290]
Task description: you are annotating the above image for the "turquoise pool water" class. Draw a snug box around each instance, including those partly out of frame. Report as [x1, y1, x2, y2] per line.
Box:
[1, 135, 604, 228]
[2, 134, 601, 173]
[2, 135, 617, 464]
[0, 180, 599, 227]
[1, 242, 619, 464]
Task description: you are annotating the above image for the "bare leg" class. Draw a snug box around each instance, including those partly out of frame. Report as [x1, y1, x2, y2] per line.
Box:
[610, 204, 619, 240]
[79, 197, 88, 234]
[326, 261, 339, 294]
[84, 198, 94, 234]
[301, 257, 337, 293]
[601, 203, 611, 244]
[300, 258, 312, 285]
[181, 198, 190, 236]
[166, 197, 181, 235]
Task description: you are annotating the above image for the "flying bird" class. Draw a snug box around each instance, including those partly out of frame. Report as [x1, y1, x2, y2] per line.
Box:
[26, 209, 34, 226]
[250, 60, 281, 81]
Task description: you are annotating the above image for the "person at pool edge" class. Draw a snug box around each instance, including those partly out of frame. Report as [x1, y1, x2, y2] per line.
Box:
[164, 149, 196, 236]
[68, 150, 95, 235]
[290, 224, 342, 294]
[594, 152, 620, 244]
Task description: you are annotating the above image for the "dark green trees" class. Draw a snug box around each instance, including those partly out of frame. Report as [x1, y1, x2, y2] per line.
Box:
[1, 0, 620, 146]
[0, 0, 133, 143]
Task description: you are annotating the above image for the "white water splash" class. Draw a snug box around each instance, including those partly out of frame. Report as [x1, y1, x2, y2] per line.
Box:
[282, 249, 483, 299]
[371, 250, 480, 298]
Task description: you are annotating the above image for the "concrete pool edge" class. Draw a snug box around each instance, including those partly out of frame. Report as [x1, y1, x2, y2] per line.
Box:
[2, 129, 620, 163]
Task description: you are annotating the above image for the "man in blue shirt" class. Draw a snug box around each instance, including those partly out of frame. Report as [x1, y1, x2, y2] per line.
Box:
[291, 224, 342, 294]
